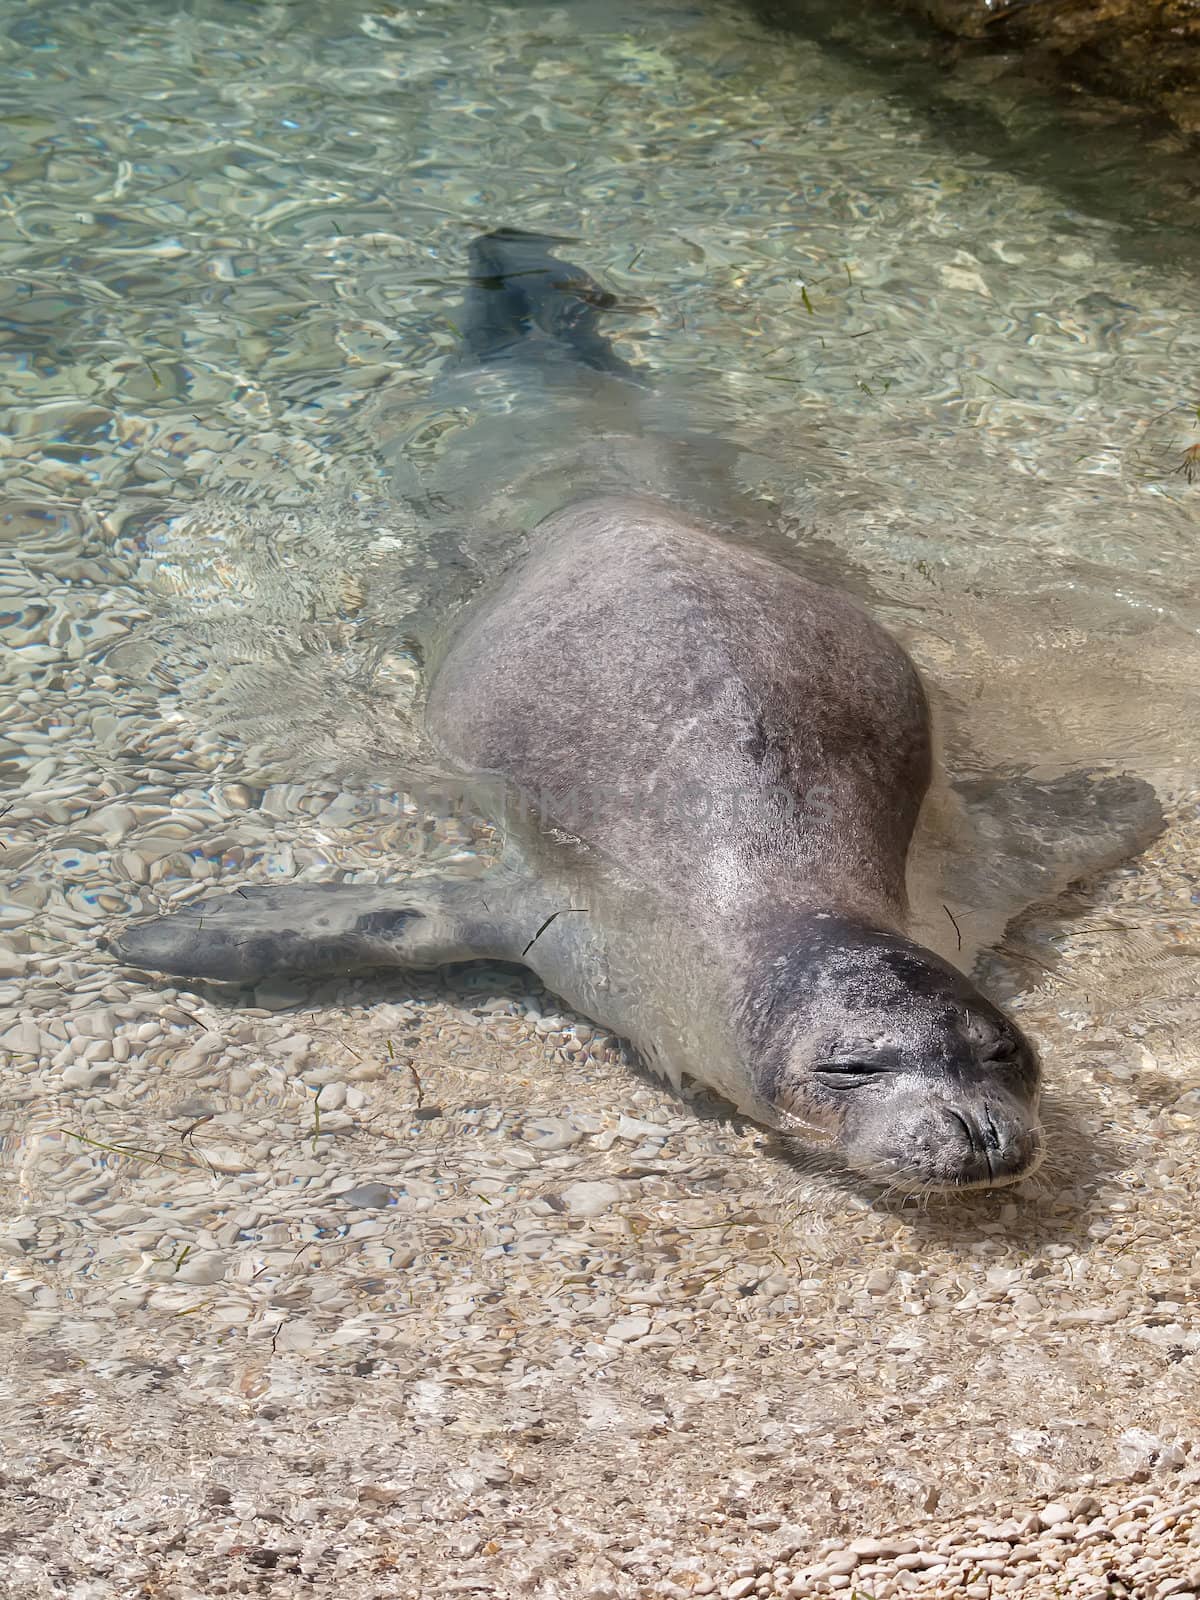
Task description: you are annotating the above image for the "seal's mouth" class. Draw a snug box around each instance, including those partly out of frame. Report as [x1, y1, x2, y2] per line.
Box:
[872, 1139, 1044, 1194]
[848, 1107, 1045, 1194]
[776, 1096, 1044, 1194]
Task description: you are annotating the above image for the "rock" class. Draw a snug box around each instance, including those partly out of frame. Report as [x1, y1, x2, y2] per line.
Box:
[202, 1147, 249, 1174]
[775, 0, 1200, 139]
[1039, 1503, 1072, 1528]
[61, 1061, 105, 1089]
[0, 942, 26, 978]
[848, 1538, 919, 1558]
[606, 1315, 651, 1343]
[0, 1019, 41, 1055]
[1058, 1306, 1122, 1326]
[170, 1031, 226, 1073]
[616, 1114, 667, 1141]
[254, 980, 310, 1011]
[222, 783, 262, 810]
[175, 1252, 226, 1285]
[562, 1180, 623, 1217]
[985, 1266, 1023, 1288]
[520, 1116, 581, 1151]
[71, 1004, 116, 1043]
[1119, 1429, 1181, 1472]
[339, 1183, 393, 1209]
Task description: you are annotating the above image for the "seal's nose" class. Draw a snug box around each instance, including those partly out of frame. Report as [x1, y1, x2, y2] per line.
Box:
[939, 1103, 1041, 1187]
[838, 1082, 1044, 1192]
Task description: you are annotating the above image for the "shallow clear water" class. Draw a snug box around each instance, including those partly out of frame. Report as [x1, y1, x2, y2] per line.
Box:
[4, 0, 1200, 1582]
[5, 0, 1200, 774]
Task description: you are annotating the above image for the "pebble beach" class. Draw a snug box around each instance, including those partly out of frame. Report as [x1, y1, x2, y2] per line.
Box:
[3, 763, 1200, 1596]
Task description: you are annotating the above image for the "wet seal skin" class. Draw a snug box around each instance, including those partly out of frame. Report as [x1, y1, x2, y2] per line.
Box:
[108, 230, 1162, 1194]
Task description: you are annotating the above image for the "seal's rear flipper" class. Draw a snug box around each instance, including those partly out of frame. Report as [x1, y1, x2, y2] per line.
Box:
[908, 769, 1164, 970]
[106, 874, 545, 985]
[456, 228, 643, 382]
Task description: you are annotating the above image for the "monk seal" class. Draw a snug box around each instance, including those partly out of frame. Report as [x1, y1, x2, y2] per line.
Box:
[109, 230, 1162, 1192]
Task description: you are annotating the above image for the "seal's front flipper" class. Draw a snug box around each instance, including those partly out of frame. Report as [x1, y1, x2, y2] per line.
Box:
[456, 227, 642, 382]
[106, 876, 536, 984]
[908, 769, 1164, 970]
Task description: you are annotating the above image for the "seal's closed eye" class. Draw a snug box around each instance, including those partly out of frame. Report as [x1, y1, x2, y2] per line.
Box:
[814, 1064, 892, 1088]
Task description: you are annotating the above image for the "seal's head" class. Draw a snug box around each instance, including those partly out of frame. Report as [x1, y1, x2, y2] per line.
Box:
[741, 915, 1042, 1191]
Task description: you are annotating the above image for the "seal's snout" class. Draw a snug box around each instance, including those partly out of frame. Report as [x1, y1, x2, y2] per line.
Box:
[935, 1101, 1043, 1189]
[844, 1088, 1044, 1193]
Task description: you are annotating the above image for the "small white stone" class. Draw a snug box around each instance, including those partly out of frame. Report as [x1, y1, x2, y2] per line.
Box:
[339, 1183, 393, 1209]
[562, 1180, 623, 1217]
[202, 1147, 249, 1174]
[606, 1315, 651, 1343]
[521, 1116, 581, 1150]
[211, 1303, 251, 1324]
[0, 1020, 41, 1054]
[1039, 1503, 1072, 1529]
[621, 1286, 665, 1306]
[849, 1539, 919, 1558]
[616, 1114, 666, 1141]
[985, 1265, 1023, 1288]
[61, 1061, 102, 1089]
[0, 943, 26, 978]
[72, 1008, 116, 1040]
[175, 1252, 226, 1285]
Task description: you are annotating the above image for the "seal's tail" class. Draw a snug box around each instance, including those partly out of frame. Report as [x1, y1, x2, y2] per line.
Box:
[454, 228, 642, 383]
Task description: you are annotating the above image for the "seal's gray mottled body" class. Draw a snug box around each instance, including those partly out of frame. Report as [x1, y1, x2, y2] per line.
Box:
[428, 496, 929, 928]
[110, 231, 1163, 1192]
